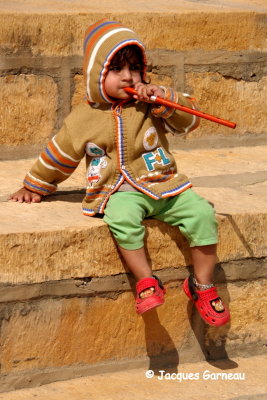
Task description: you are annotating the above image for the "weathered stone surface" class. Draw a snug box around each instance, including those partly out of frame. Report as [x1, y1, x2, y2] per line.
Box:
[0, 148, 266, 391]
[0, 283, 189, 373]
[204, 280, 267, 352]
[0, 3, 266, 56]
[0, 278, 266, 380]
[0, 146, 266, 285]
[0, 206, 266, 284]
[147, 71, 173, 90]
[2, 147, 267, 195]
[185, 73, 267, 136]
[1, 258, 266, 304]
[0, 74, 57, 145]
[173, 146, 267, 176]
[0, 2, 266, 147]
[1, 0, 267, 14]
[71, 74, 84, 108]
[0, 354, 266, 400]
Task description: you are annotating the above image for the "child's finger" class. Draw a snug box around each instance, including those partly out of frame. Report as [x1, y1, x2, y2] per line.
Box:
[133, 83, 148, 100]
[24, 192, 32, 203]
[9, 195, 18, 202]
[135, 85, 147, 99]
[9, 192, 22, 202]
[146, 85, 165, 98]
[32, 194, 42, 203]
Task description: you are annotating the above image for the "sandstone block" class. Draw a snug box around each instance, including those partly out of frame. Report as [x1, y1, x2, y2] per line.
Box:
[204, 280, 267, 351]
[71, 74, 84, 108]
[0, 283, 189, 373]
[0, 74, 57, 145]
[1, 278, 266, 376]
[147, 71, 173, 89]
[0, 201, 266, 285]
[0, 10, 266, 57]
[185, 72, 267, 136]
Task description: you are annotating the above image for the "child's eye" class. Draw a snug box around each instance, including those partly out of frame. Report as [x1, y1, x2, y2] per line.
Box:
[130, 64, 141, 71]
[109, 66, 121, 72]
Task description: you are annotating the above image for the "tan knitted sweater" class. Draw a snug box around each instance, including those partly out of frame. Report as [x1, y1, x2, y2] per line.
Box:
[23, 19, 199, 216]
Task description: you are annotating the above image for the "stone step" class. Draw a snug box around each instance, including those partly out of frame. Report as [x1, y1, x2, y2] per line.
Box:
[1, 146, 266, 284]
[0, 355, 266, 400]
[0, 146, 266, 392]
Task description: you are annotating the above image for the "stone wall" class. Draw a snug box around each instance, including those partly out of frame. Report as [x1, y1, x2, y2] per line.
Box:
[0, 259, 266, 392]
[0, 9, 267, 158]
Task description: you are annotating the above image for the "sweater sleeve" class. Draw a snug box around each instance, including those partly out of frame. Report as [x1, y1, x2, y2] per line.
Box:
[151, 88, 200, 135]
[23, 122, 83, 196]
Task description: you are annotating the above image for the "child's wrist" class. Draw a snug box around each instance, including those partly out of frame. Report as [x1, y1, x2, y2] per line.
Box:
[151, 87, 178, 119]
[159, 86, 166, 99]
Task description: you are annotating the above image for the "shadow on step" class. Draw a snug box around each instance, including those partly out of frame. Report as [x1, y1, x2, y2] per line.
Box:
[143, 309, 179, 374]
[186, 263, 238, 370]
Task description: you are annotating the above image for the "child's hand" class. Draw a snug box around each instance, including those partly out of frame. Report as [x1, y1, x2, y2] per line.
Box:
[9, 187, 42, 203]
[133, 83, 165, 102]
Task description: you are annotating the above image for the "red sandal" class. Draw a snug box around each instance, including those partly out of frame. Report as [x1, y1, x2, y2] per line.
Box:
[135, 275, 166, 315]
[183, 275, 230, 327]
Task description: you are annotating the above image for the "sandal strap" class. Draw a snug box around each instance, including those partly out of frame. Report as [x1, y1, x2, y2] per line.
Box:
[152, 275, 164, 290]
[135, 275, 166, 314]
[188, 274, 199, 301]
[197, 286, 222, 302]
[136, 277, 158, 294]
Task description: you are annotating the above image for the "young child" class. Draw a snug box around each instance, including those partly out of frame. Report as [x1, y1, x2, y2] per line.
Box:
[10, 19, 230, 327]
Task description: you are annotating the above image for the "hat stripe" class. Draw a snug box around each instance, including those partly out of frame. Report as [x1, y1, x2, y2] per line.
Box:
[86, 28, 134, 102]
[84, 19, 116, 52]
[83, 22, 122, 79]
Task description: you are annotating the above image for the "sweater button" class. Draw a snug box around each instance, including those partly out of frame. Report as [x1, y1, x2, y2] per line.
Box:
[121, 165, 125, 170]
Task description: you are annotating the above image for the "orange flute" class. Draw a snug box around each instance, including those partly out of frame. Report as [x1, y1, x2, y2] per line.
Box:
[124, 87, 236, 129]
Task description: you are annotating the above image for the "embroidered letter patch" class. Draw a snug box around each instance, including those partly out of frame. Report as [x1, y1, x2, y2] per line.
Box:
[142, 147, 171, 171]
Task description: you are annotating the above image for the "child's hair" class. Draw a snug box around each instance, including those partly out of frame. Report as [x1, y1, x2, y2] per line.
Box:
[109, 45, 147, 82]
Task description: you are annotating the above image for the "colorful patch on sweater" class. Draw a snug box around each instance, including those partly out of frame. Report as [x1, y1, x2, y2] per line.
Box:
[87, 156, 107, 187]
[142, 147, 171, 171]
[143, 127, 158, 151]
[138, 171, 177, 186]
[85, 142, 105, 157]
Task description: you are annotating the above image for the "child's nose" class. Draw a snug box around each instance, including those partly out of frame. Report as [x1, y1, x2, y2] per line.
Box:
[122, 67, 133, 81]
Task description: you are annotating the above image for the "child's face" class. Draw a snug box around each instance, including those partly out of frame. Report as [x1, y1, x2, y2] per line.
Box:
[105, 60, 142, 100]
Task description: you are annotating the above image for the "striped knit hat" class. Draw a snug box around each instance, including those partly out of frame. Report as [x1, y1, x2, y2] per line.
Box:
[83, 19, 147, 104]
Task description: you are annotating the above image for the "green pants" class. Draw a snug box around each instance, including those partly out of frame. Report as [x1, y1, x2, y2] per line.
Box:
[103, 189, 218, 250]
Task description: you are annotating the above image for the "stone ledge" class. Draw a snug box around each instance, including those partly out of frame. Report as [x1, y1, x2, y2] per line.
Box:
[1, 146, 266, 284]
[0, 3, 266, 55]
[1, 0, 267, 14]
[0, 259, 266, 304]
[0, 275, 266, 392]
[0, 354, 267, 400]
[0, 206, 266, 284]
